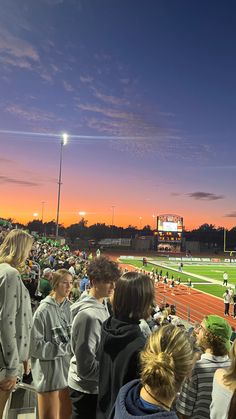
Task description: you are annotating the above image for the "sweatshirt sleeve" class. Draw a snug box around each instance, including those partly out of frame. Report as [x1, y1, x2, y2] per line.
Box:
[0, 269, 21, 377]
[72, 311, 101, 381]
[30, 312, 71, 361]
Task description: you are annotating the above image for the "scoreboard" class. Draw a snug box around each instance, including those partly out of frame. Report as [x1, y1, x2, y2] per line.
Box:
[156, 214, 183, 252]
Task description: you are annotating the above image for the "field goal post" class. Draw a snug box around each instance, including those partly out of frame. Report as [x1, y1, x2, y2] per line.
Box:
[223, 229, 235, 260]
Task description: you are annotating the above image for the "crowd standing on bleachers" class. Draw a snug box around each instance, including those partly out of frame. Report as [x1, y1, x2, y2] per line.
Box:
[0, 226, 236, 419]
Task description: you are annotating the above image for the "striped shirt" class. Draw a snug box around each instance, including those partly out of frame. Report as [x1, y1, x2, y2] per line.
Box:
[176, 353, 230, 419]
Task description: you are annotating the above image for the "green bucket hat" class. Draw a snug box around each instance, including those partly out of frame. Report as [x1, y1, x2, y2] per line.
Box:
[204, 315, 232, 351]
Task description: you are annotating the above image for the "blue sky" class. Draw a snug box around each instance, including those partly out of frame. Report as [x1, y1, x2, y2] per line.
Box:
[0, 0, 236, 228]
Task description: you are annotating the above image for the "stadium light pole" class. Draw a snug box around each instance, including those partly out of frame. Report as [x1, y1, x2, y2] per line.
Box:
[152, 214, 156, 230]
[111, 205, 115, 237]
[139, 216, 142, 230]
[55, 133, 68, 240]
[41, 201, 46, 236]
[78, 211, 86, 222]
[41, 201, 46, 224]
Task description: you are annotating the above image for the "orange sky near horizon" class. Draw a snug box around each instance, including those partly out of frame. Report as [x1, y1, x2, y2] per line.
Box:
[1, 3, 236, 235]
[1, 194, 235, 231]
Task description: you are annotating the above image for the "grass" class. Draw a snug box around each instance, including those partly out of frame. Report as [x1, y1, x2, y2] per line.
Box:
[192, 284, 226, 299]
[119, 257, 236, 298]
[168, 264, 236, 285]
[119, 259, 209, 283]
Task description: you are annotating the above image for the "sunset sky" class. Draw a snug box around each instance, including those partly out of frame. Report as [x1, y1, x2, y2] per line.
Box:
[1, 0, 236, 230]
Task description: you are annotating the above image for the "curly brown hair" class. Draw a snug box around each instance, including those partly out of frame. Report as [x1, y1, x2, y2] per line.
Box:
[200, 324, 228, 356]
[87, 256, 121, 284]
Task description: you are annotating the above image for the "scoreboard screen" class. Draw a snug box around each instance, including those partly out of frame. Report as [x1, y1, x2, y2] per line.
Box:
[157, 214, 183, 232]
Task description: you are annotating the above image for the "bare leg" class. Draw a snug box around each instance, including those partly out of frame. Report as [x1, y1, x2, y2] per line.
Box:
[38, 391, 59, 419]
[59, 388, 72, 419]
[0, 389, 11, 419]
[23, 360, 30, 375]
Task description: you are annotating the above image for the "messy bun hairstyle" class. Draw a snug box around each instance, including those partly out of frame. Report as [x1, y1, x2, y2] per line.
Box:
[140, 325, 193, 400]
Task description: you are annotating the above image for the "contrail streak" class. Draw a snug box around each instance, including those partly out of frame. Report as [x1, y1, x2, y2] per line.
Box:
[0, 129, 146, 141]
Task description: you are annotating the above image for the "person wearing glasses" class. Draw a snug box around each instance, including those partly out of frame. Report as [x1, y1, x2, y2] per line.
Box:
[176, 315, 231, 419]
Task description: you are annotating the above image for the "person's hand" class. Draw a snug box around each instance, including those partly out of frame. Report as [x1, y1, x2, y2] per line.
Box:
[0, 376, 17, 391]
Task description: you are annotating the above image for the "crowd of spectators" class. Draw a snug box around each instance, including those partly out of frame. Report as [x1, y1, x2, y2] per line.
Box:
[0, 226, 236, 419]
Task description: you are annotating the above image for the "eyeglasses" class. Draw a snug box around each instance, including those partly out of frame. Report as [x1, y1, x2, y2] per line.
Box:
[196, 323, 206, 332]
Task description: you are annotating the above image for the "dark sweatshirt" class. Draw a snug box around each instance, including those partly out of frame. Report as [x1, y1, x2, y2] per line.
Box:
[109, 379, 178, 419]
[97, 316, 146, 419]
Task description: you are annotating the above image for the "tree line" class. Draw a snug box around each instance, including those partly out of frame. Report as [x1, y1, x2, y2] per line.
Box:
[1, 218, 236, 249]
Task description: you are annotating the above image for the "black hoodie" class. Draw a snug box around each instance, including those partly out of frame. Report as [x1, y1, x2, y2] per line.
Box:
[97, 316, 146, 419]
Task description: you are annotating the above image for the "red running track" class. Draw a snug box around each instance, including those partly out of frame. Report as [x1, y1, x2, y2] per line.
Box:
[118, 261, 236, 327]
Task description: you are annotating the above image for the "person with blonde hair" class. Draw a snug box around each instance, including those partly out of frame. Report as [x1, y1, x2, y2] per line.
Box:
[30, 269, 73, 419]
[110, 324, 193, 418]
[210, 340, 236, 419]
[0, 229, 34, 419]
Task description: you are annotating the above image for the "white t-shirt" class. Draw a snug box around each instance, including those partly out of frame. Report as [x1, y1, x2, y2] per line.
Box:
[223, 292, 231, 303]
[210, 375, 233, 419]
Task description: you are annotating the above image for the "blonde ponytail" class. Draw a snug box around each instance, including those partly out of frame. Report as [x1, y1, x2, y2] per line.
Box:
[140, 325, 193, 400]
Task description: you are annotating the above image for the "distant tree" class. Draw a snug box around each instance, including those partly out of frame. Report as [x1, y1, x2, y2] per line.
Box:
[66, 218, 90, 242]
[43, 220, 57, 236]
[27, 219, 44, 234]
[141, 225, 152, 236]
[87, 223, 111, 240]
[123, 225, 138, 238]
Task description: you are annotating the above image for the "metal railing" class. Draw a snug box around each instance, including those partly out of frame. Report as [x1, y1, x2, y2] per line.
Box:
[155, 290, 208, 326]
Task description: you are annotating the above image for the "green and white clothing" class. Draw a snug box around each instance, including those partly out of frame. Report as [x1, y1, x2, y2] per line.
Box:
[39, 277, 52, 299]
[30, 296, 72, 392]
[176, 353, 230, 419]
[0, 263, 32, 377]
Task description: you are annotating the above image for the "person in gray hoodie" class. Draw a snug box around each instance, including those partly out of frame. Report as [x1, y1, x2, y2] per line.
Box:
[0, 229, 34, 419]
[30, 269, 73, 419]
[68, 256, 121, 419]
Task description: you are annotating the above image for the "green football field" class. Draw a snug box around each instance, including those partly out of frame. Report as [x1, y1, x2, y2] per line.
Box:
[119, 258, 236, 299]
[167, 263, 236, 285]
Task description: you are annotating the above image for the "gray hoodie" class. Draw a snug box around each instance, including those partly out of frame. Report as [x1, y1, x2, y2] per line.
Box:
[0, 263, 32, 377]
[68, 294, 110, 394]
[30, 295, 72, 392]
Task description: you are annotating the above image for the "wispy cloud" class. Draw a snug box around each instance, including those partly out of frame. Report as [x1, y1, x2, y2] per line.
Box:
[62, 80, 75, 92]
[120, 78, 130, 85]
[187, 192, 224, 201]
[78, 103, 133, 120]
[92, 88, 129, 106]
[0, 158, 13, 164]
[224, 211, 236, 218]
[80, 75, 94, 84]
[0, 28, 39, 70]
[203, 165, 236, 170]
[76, 98, 209, 159]
[0, 175, 39, 187]
[5, 104, 63, 123]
